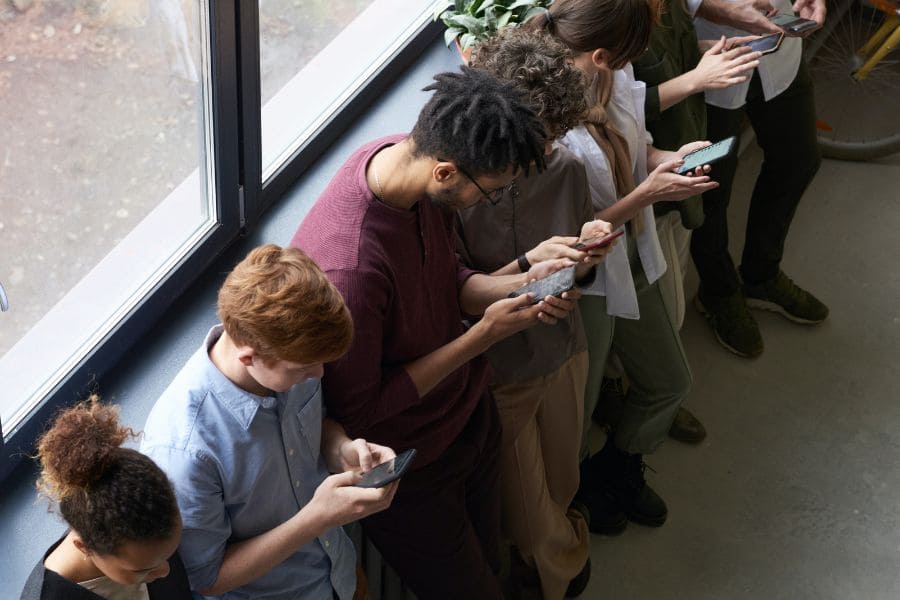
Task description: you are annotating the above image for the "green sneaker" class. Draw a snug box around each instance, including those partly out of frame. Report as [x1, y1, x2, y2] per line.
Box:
[668, 407, 707, 444]
[743, 271, 829, 325]
[694, 288, 764, 358]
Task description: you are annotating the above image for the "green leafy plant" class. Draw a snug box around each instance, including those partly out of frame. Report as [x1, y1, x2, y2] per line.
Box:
[434, 0, 553, 51]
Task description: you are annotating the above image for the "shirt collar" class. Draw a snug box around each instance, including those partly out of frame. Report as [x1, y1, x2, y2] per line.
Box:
[203, 325, 278, 430]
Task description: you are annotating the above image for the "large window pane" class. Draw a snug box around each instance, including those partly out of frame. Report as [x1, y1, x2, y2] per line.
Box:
[0, 0, 217, 432]
[260, 0, 436, 180]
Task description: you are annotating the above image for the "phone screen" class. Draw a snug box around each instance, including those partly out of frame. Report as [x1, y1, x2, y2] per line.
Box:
[676, 136, 737, 175]
[356, 448, 417, 488]
[770, 13, 818, 33]
[508, 265, 577, 305]
[742, 32, 783, 54]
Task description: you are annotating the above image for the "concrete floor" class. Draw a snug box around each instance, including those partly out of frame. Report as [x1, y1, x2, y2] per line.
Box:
[581, 146, 900, 599]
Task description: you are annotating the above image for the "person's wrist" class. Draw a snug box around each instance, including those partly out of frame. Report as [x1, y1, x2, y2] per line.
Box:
[295, 496, 332, 537]
[687, 70, 703, 95]
[517, 252, 532, 273]
[466, 318, 497, 351]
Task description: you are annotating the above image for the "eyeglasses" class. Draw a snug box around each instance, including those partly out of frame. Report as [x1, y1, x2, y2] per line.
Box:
[456, 165, 515, 206]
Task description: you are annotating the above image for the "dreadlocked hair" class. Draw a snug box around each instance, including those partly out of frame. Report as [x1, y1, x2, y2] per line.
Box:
[410, 66, 547, 177]
[36, 396, 180, 555]
[470, 28, 588, 139]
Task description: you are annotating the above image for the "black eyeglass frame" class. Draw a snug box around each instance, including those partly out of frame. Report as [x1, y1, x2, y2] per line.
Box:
[455, 164, 515, 206]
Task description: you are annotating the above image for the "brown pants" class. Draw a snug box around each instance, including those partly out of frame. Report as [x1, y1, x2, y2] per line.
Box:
[492, 352, 590, 599]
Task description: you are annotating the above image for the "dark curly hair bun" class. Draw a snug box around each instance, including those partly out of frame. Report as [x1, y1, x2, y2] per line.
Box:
[37, 396, 132, 496]
[36, 396, 180, 554]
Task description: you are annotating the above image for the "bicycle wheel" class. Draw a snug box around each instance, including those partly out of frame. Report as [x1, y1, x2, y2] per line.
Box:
[807, 0, 900, 161]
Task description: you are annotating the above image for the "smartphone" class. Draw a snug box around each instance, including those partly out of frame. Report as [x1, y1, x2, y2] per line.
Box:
[676, 136, 738, 175]
[508, 265, 577, 305]
[739, 32, 784, 54]
[769, 13, 819, 34]
[355, 448, 417, 489]
[571, 229, 624, 251]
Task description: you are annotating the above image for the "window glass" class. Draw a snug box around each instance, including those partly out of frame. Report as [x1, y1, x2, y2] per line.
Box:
[260, 0, 436, 180]
[0, 0, 216, 432]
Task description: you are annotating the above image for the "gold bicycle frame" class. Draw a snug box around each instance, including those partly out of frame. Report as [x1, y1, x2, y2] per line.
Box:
[854, 0, 900, 80]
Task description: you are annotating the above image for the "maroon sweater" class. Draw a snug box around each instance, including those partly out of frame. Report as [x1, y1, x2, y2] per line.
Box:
[291, 136, 490, 468]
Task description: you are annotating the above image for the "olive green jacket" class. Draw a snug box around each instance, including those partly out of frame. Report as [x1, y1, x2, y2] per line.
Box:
[633, 0, 706, 229]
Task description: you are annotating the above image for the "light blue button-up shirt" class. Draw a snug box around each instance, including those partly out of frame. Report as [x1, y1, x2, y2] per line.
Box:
[141, 326, 356, 600]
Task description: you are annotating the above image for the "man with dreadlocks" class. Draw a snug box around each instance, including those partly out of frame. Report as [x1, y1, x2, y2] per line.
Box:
[291, 66, 579, 599]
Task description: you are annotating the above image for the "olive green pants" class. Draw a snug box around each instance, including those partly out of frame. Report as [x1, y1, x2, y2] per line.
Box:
[579, 271, 692, 458]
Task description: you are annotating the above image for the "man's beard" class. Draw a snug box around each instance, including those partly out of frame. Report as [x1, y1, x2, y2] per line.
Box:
[425, 185, 466, 213]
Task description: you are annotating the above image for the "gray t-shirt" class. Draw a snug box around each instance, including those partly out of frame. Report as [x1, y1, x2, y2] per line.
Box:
[456, 145, 593, 384]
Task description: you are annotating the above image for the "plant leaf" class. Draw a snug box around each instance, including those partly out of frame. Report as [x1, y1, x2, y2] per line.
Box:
[433, 2, 453, 20]
[459, 32, 478, 50]
[506, 0, 538, 10]
[444, 26, 463, 46]
[447, 13, 484, 33]
[496, 10, 513, 27]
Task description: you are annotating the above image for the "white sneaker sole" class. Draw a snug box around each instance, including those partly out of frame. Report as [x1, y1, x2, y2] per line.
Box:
[744, 297, 827, 325]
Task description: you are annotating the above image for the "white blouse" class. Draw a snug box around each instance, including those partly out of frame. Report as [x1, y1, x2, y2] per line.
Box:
[561, 64, 667, 319]
[691, 0, 802, 109]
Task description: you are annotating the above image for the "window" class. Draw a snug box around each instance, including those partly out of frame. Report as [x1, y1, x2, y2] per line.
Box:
[0, 0, 441, 478]
[0, 0, 219, 436]
[260, 0, 437, 181]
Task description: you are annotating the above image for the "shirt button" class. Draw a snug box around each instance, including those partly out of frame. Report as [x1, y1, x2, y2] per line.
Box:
[324, 540, 330, 548]
[295, 480, 300, 488]
[288, 448, 294, 456]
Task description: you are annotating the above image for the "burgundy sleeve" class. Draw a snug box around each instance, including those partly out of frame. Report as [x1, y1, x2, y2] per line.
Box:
[321, 267, 422, 438]
[453, 217, 480, 292]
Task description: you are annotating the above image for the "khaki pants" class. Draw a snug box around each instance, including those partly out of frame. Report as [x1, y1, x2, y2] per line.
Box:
[491, 352, 590, 600]
[656, 211, 692, 330]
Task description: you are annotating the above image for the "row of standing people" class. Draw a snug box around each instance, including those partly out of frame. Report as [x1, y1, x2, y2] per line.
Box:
[21, 0, 827, 597]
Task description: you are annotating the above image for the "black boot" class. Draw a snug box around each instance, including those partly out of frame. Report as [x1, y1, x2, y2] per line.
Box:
[590, 437, 667, 527]
[576, 458, 627, 535]
[591, 376, 626, 429]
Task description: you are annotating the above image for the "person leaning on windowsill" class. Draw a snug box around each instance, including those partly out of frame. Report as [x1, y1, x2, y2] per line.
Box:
[605, 0, 762, 444]
[21, 396, 191, 600]
[293, 66, 582, 600]
[460, 27, 616, 599]
[141, 244, 397, 600]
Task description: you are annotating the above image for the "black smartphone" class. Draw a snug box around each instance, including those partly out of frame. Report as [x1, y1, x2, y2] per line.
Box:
[508, 265, 577, 305]
[355, 448, 417, 489]
[571, 229, 624, 251]
[769, 13, 819, 34]
[676, 136, 737, 175]
[739, 32, 784, 54]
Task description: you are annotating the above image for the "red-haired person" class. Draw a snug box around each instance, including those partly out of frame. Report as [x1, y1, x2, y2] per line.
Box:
[141, 244, 397, 600]
[21, 397, 191, 600]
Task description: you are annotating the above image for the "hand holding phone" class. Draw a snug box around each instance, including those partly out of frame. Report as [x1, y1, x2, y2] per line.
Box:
[508, 265, 577, 305]
[355, 448, 417, 488]
[769, 13, 820, 35]
[572, 229, 624, 251]
[737, 32, 784, 54]
[676, 136, 737, 175]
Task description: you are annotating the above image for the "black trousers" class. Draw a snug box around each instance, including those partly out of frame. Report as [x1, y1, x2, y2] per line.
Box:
[690, 61, 822, 296]
[362, 393, 503, 600]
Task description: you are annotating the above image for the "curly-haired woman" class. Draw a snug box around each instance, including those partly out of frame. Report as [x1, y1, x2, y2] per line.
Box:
[20, 397, 191, 600]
